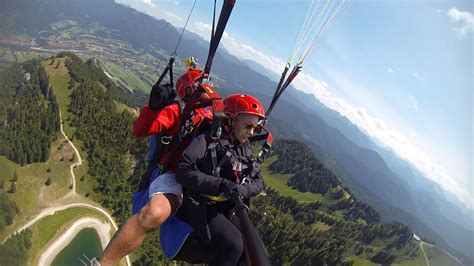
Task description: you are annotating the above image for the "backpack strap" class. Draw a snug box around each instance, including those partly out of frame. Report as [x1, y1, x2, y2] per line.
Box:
[155, 56, 175, 88]
[208, 141, 233, 177]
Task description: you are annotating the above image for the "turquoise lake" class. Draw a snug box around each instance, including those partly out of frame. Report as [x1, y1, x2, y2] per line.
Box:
[51, 228, 103, 266]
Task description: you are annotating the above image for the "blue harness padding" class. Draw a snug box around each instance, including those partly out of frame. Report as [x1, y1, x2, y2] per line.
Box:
[132, 136, 161, 214]
[160, 216, 194, 259]
[132, 166, 160, 214]
[148, 135, 158, 161]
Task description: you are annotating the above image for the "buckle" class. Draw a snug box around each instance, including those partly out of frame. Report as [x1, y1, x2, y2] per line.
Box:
[161, 136, 172, 144]
[241, 177, 251, 185]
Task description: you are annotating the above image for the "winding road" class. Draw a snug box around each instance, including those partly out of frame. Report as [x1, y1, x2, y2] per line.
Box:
[60, 111, 81, 194]
[419, 241, 430, 266]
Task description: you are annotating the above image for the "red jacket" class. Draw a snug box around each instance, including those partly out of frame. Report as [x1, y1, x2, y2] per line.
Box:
[134, 103, 213, 171]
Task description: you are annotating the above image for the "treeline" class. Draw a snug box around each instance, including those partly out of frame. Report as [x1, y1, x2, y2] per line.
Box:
[0, 229, 32, 266]
[61, 53, 167, 263]
[269, 140, 340, 193]
[260, 140, 419, 264]
[0, 193, 20, 233]
[63, 53, 148, 224]
[252, 188, 418, 265]
[0, 59, 60, 165]
[60, 52, 147, 108]
[270, 140, 381, 223]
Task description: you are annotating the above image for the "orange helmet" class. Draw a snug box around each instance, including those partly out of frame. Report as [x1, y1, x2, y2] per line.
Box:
[224, 94, 265, 120]
[175, 68, 203, 98]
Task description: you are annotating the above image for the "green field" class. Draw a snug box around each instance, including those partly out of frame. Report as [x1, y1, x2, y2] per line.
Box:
[261, 156, 323, 203]
[42, 58, 76, 137]
[312, 221, 332, 231]
[0, 136, 76, 240]
[103, 62, 152, 93]
[0, 47, 42, 70]
[0, 156, 19, 180]
[348, 256, 377, 266]
[422, 243, 463, 266]
[42, 57, 93, 192]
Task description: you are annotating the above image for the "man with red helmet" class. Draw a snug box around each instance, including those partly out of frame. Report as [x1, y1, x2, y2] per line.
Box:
[172, 94, 266, 265]
[98, 68, 213, 266]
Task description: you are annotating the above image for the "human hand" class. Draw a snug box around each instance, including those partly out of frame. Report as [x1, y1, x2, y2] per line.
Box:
[149, 83, 177, 111]
[220, 180, 250, 199]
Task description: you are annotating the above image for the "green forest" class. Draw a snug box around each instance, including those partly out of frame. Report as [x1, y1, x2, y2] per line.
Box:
[63, 52, 146, 223]
[0, 59, 60, 165]
[0, 59, 59, 265]
[252, 141, 419, 265]
[0, 229, 32, 266]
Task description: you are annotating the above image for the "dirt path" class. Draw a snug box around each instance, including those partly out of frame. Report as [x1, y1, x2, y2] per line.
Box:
[59, 111, 82, 195]
[6, 110, 130, 266]
[419, 242, 430, 266]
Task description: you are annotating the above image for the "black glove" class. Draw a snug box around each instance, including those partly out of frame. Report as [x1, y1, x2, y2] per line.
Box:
[219, 180, 251, 199]
[149, 83, 177, 111]
[236, 184, 250, 198]
[250, 161, 261, 178]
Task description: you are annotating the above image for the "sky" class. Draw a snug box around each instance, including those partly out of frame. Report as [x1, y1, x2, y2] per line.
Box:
[117, 0, 473, 210]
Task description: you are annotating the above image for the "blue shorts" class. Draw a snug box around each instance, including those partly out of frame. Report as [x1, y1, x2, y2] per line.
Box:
[148, 171, 183, 198]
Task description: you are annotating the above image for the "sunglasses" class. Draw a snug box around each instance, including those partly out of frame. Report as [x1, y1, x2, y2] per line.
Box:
[243, 123, 260, 131]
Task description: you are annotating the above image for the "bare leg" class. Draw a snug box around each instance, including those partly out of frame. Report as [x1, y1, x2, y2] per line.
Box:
[99, 193, 181, 266]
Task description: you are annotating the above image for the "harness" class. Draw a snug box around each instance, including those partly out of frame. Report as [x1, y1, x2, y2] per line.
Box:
[201, 128, 264, 203]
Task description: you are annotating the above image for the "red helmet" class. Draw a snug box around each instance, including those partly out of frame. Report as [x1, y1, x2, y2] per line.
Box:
[176, 68, 203, 98]
[224, 94, 265, 120]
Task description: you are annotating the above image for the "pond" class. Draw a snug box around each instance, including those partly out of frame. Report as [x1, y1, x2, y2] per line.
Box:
[51, 227, 103, 266]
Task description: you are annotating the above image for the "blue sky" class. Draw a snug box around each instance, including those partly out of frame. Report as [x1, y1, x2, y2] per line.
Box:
[118, 0, 473, 209]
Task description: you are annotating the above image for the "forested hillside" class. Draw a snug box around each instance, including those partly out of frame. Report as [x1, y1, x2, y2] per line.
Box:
[0, 60, 59, 265]
[0, 194, 19, 234]
[58, 53, 147, 223]
[0, 59, 60, 165]
[252, 141, 420, 265]
[0, 229, 32, 266]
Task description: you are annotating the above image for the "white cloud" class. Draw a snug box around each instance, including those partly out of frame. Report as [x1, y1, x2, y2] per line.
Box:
[164, 11, 183, 22]
[412, 72, 419, 78]
[447, 7, 474, 38]
[174, 1, 179, 5]
[410, 96, 419, 112]
[193, 21, 213, 41]
[287, 69, 473, 209]
[411, 130, 417, 137]
[388, 68, 393, 73]
[188, 21, 286, 75]
[189, 21, 286, 75]
[436, 9, 442, 14]
[143, 0, 156, 8]
[321, 81, 328, 88]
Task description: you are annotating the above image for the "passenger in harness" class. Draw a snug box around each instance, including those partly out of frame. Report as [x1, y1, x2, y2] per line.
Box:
[167, 94, 266, 265]
[98, 68, 215, 266]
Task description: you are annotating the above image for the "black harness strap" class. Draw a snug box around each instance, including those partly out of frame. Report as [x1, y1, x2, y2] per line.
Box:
[204, 0, 236, 76]
[208, 142, 219, 176]
[155, 56, 175, 88]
